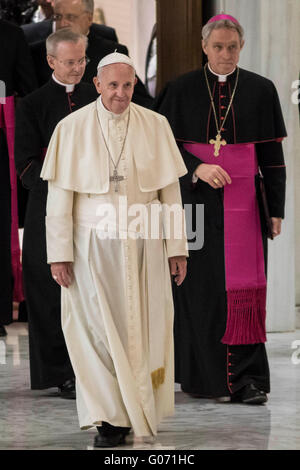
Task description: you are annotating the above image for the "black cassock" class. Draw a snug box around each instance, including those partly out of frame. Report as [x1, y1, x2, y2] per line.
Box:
[14, 79, 98, 389]
[0, 20, 37, 326]
[155, 66, 286, 397]
[22, 20, 118, 44]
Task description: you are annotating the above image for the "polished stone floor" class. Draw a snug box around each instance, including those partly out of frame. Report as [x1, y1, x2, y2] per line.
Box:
[0, 322, 300, 450]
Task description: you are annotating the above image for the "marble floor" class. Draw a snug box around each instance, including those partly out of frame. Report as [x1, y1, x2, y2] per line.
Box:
[0, 322, 300, 450]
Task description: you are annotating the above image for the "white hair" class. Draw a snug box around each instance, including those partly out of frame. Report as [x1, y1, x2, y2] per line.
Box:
[46, 28, 88, 56]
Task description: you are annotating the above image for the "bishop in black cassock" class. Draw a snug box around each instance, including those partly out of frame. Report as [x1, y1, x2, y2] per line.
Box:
[0, 20, 37, 336]
[156, 14, 286, 404]
[14, 31, 98, 394]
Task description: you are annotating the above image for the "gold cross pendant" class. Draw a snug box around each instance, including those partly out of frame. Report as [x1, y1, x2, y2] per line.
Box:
[209, 133, 227, 157]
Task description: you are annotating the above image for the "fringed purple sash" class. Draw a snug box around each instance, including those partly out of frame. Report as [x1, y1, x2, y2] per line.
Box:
[183, 142, 267, 345]
[0, 96, 24, 302]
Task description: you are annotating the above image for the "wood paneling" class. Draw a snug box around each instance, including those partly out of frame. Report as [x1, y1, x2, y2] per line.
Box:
[156, 0, 203, 94]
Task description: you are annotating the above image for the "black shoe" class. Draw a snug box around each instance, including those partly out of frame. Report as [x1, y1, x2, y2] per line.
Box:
[94, 432, 126, 448]
[58, 378, 76, 399]
[94, 422, 131, 448]
[240, 384, 268, 405]
[0, 325, 7, 337]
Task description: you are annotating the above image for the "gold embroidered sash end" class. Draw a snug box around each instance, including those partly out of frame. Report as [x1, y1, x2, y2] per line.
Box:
[151, 367, 165, 389]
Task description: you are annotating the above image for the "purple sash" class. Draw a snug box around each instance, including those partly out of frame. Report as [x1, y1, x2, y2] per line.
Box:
[0, 96, 24, 303]
[184, 142, 267, 345]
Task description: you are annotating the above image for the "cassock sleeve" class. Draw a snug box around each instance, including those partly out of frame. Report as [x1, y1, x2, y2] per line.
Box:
[14, 97, 43, 190]
[159, 182, 188, 259]
[154, 79, 185, 135]
[154, 82, 203, 185]
[179, 147, 203, 191]
[46, 183, 74, 263]
[14, 27, 37, 96]
[255, 141, 286, 218]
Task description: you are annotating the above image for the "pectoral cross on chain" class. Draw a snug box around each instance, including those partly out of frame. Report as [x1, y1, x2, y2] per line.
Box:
[110, 168, 124, 192]
[209, 133, 227, 157]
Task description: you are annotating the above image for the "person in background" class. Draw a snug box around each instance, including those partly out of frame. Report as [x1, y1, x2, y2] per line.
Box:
[29, 0, 153, 107]
[22, 0, 118, 44]
[14, 29, 98, 396]
[93, 7, 106, 25]
[156, 14, 286, 405]
[0, 19, 37, 337]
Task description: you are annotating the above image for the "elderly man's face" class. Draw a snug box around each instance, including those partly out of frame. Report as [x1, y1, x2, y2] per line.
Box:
[202, 28, 244, 75]
[53, 0, 93, 35]
[47, 39, 87, 84]
[93, 64, 137, 114]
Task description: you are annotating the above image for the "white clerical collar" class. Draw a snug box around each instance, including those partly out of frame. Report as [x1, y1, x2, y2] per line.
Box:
[208, 63, 236, 82]
[98, 95, 130, 121]
[52, 73, 75, 93]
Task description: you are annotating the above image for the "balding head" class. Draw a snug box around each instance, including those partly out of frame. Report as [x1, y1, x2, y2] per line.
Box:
[53, 0, 94, 35]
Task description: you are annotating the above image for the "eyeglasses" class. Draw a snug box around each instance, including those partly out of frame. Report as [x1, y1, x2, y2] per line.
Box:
[52, 13, 87, 23]
[51, 56, 90, 68]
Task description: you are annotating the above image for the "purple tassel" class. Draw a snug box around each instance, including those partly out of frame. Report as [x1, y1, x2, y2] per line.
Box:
[221, 286, 267, 345]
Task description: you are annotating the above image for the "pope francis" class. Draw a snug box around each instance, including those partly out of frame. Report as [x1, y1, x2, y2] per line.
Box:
[41, 52, 188, 447]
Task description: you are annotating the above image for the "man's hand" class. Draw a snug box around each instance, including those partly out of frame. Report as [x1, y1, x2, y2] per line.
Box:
[51, 262, 74, 288]
[169, 256, 187, 286]
[195, 163, 232, 189]
[271, 217, 282, 238]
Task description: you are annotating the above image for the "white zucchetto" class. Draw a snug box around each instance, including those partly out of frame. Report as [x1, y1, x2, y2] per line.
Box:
[97, 51, 135, 71]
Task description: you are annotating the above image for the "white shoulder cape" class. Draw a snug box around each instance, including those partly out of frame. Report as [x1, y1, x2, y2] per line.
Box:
[41, 100, 187, 193]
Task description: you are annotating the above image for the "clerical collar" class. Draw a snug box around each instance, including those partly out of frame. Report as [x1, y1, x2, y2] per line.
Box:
[52, 73, 75, 93]
[208, 63, 236, 82]
[98, 95, 130, 121]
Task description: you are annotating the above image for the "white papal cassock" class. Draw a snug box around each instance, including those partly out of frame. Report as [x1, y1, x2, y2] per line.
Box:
[41, 97, 188, 437]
